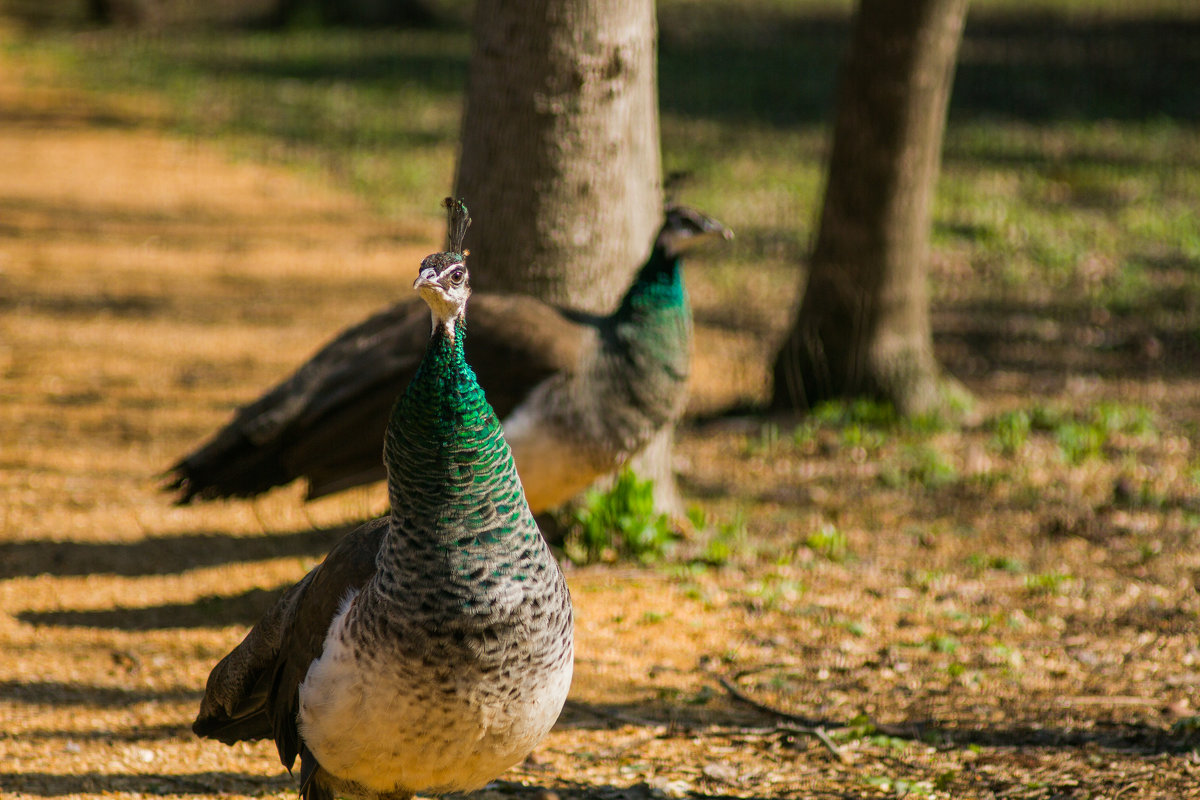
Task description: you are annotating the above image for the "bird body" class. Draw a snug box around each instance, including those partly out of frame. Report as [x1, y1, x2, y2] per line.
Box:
[193, 203, 573, 800]
[167, 207, 729, 511]
[500, 234, 694, 510]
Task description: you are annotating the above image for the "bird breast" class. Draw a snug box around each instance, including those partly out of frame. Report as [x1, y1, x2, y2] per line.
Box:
[297, 592, 573, 797]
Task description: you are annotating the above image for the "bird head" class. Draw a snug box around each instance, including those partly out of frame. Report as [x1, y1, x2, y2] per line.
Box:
[656, 205, 733, 259]
[415, 198, 472, 335]
[414, 253, 470, 332]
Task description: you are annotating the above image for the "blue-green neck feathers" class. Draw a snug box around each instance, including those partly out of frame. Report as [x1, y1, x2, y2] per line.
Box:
[610, 245, 692, 391]
[382, 322, 534, 555]
[616, 245, 687, 321]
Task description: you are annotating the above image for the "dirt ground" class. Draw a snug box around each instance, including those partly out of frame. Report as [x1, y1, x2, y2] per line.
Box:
[2, 39, 1200, 800]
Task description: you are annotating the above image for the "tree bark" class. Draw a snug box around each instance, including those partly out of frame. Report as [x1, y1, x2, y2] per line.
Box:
[454, 0, 663, 313]
[771, 0, 969, 417]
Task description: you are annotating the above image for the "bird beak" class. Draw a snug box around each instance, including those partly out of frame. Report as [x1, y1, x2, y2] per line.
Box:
[700, 216, 734, 242]
[413, 268, 438, 290]
[662, 214, 734, 257]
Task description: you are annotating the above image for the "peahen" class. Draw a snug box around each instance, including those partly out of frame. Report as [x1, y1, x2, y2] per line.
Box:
[192, 199, 574, 800]
[166, 205, 731, 512]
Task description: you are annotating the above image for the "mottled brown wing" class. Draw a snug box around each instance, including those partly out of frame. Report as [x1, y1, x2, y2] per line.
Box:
[193, 517, 389, 771]
[168, 293, 593, 503]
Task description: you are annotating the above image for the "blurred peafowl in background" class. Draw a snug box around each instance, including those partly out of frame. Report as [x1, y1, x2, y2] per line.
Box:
[166, 205, 731, 513]
[192, 199, 574, 800]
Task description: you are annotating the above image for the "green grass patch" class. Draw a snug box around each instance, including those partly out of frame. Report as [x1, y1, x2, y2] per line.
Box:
[990, 402, 1159, 465]
[697, 510, 748, 567]
[563, 470, 678, 565]
[987, 409, 1032, 455]
[1025, 571, 1072, 596]
[804, 522, 850, 562]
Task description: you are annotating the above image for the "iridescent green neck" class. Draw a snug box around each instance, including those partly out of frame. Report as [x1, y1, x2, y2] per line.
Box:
[615, 246, 686, 321]
[612, 245, 691, 368]
[382, 321, 528, 545]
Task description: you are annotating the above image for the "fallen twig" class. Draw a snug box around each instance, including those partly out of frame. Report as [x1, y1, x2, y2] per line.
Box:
[713, 675, 848, 763]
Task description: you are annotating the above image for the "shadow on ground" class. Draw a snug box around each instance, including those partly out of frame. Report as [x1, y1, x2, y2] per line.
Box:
[16, 586, 288, 630]
[0, 679, 198, 707]
[0, 771, 291, 797]
[10, 722, 189, 743]
[465, 782, 838, 800]
[0, 774, 812, 800]
[0, 523, 357, 579]
[659, 8, 1200, 127]
[562, 698, 1195, 758]
[935, 299, 1200, 386]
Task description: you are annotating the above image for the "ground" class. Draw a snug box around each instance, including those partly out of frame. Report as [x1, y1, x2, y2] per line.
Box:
[2, 30, 1200, 800]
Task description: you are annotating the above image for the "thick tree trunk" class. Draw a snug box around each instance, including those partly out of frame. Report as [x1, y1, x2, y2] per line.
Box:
[454, 0, 663, 313]
[771, 0, 969, 417]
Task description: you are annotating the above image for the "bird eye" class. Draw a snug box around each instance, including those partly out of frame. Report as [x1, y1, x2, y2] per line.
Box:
[449, 268, 466, 285]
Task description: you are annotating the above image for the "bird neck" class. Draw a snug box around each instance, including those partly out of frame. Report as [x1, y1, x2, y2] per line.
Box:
[610, 244, 692, 365]
[378, 320, 541, 593]
[589, 243, 692, 428]
[614, 245, 686, 321]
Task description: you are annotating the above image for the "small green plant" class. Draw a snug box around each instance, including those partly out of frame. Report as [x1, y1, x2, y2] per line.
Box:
[933, 770, 959, 792]
[741, 574, 806, 613]
[991, 555, 1027, 573]
[791, 420, 819, 448]
[804, 523, 850, 562]
[991, 643, 1025, 669]
[925, 634, 960, 654]
[838, 618, 868, 637]
[988, 409, 1031, 455]
[811, 397, 898, 429]
[966, 553, 1027, 574]
[1025, 571, 1071, 595]
[1028, 402, 1155, 465]
[1136, 539, 1162, 563]
[1092, 401, 1156, 437]
[1055, 421, 1106, 465]
[840, 423, 888, 452]
[1029, 404, 1068, 432]
[905, 445, 959, 489]
[700, 511, 747, 566]
[563, 470, 677, 564]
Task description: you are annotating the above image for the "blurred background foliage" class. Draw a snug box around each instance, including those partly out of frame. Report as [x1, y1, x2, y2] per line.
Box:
[3, 0, 1198, 382]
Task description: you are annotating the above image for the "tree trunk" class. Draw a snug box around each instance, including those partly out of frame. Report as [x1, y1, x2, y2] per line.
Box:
[454, 0, 662, 314]
[771, 0, 969, 417]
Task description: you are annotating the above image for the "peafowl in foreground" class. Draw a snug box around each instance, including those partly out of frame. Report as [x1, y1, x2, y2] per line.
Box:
[192, 199, 574, 800]
[166, 205, 731, 513]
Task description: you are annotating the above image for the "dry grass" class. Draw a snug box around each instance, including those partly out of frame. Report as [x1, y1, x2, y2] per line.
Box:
[3, 33, 1200, 800]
